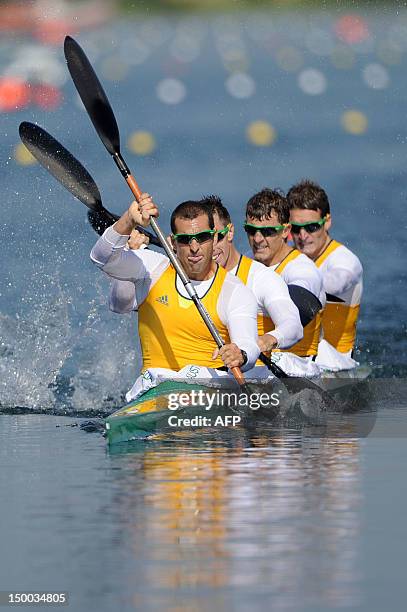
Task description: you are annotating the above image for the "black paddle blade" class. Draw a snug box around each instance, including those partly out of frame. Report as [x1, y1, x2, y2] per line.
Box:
[87, 210, 119, 236]
[19, 121, 102, 211]
[64, 36, 120, 156]
[288, 284, 322, 327]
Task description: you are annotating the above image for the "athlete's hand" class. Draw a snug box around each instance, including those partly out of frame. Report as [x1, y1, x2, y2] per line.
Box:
[128, 229, 149, 250]
[257, 334, 278, 353]
[128, 193, 159, 228]
[212, 343, 245, 368]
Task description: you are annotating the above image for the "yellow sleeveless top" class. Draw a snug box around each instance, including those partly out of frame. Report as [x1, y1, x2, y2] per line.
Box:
[138, 264, 230, 370]
[236, 252, 321, 357]
[315, 240, 360, 353]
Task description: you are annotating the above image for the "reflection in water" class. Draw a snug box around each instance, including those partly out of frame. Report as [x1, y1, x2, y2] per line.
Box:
[110, 431, 362, 610]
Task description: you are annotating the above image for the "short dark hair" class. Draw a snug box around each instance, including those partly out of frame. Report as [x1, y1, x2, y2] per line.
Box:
[201, 194, 231, 225]
[246, 188, 289, 224]
[287, 180, 330, 217]
[170, 200, 214, 233]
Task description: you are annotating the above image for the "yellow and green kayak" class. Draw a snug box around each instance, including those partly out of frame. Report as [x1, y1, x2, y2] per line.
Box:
[105, 366, 372, 445]
[105, 380, 242, 445]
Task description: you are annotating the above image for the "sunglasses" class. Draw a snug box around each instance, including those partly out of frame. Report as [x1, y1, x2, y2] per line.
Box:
[215, 223, 231, 242]
[172, 229, 216, 245]
[244, 222, 288, 237]
[290, 217, 328, 235]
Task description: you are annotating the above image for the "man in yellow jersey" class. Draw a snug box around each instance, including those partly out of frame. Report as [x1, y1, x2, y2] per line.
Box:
[244, 188, 325, 377]
[207, 197, 304, 372]
[287, 180, 363, 371]
[90, 194, 260, 401]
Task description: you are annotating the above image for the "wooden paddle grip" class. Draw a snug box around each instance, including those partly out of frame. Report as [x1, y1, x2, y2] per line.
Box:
[126, 174, 142, 201]
[231, 366, 245, 386]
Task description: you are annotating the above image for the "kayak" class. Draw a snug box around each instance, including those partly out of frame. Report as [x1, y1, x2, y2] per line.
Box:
[105, 365, 372, 445]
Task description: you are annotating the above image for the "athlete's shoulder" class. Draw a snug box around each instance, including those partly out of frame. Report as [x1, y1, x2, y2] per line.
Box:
[224, 268, 245, 286]
[328, 241, 363, 273]
[249, 258, 287, 284]
[223, 268, 257, 299]
[296, 251, 319, 268]
[284, 252, 321, 277]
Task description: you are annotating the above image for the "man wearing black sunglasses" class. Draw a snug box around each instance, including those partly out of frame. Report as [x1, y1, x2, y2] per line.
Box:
[244, 188, 325, 377]
[287, 180, 363, 372]
[91, 193, 260, 400]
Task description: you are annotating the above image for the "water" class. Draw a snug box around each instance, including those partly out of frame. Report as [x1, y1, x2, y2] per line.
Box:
[1, 7, 407, 610]
[1, 411, 407, 612]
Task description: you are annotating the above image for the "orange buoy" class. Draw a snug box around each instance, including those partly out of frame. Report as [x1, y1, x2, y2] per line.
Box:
[0, 77, 30, 112]
[335, 15, 370, 45]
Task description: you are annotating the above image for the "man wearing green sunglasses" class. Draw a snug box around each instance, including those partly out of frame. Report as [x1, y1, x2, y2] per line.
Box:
[244, 188, 325, 377]
[91, 193, 260, 400]
[209, 197, 304, 363]
[287, 180, 363, 372]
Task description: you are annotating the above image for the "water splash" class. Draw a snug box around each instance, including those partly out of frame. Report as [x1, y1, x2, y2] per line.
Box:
[0, 273, 142, 415]
[0, 274, 72, 410]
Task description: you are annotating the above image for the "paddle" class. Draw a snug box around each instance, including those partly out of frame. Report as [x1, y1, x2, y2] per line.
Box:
[18, 121, 160, 244]
[287, 285, 322, 327]
[64, 35, 247, 388]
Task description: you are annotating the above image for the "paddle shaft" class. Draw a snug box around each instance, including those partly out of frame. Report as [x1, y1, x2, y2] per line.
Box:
[113, 152, 246, 385]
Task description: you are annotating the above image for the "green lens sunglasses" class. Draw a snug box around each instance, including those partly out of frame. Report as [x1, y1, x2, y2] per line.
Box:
[215, 223, 231, 242]
[290, 216, 328, 235]
[172, 229, 216, 245]
[244, 222, 288, 237]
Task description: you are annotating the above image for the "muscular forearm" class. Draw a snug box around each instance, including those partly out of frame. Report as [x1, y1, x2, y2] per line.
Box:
[114, 210, 137, 236]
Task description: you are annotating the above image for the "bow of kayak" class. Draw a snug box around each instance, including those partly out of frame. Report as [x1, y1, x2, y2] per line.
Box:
[106, 380, 218, 445]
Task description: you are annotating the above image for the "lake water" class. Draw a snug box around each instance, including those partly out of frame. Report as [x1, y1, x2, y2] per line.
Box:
[1, 7, 407, 610]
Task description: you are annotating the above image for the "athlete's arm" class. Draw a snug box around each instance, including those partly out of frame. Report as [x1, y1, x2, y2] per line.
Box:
[91, 193, 167, 283]
[109, 280, 137, 313]
[91, 225, 168, 284]
[255, 268, 303, 349]
[283, 258, 324, 321]
[217, 277, 260, 371]
[285, 259, 322, 295]
[323, 259, 363, 296]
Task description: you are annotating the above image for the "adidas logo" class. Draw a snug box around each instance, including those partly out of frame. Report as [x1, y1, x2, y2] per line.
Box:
[156, 295, 169, 306]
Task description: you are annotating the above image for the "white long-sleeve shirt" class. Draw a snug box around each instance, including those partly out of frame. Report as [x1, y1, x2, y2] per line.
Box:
[91, 227, 260, 370]
[316, 242, 363, 371]
[230, 258, 303, 349]
[319, 244, 363, 304]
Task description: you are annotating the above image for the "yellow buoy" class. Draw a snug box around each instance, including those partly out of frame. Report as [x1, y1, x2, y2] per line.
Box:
[246, 121, 276, 147]
[127, 131, 156, 156]
[342, 110, 368, 135]
[14, 143, 36, 166]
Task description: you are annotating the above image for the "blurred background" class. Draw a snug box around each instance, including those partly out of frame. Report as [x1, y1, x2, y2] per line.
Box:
[1, 0, 406, 411]
[2, 5, 407, 612]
